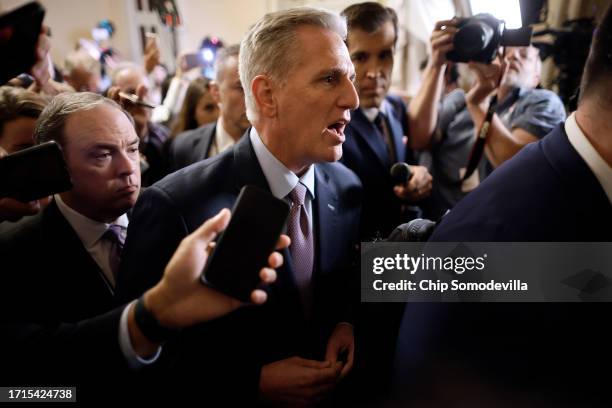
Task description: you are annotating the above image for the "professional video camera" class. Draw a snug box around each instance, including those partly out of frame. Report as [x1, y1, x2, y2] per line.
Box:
[447, 13, 533, 63]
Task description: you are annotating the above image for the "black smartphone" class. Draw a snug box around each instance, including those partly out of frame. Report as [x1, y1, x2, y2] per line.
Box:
[0, 141, 72, 202]
[201, 185, 290, 302]
[0, 1, 45, 85]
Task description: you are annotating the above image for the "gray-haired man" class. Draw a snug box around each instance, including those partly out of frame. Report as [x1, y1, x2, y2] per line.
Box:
[117, 7, 362, 406]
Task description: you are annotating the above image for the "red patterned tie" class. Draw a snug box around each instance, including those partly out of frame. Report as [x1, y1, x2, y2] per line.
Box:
[287, 182, 314, 312]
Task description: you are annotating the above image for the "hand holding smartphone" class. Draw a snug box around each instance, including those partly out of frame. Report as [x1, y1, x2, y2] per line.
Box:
[201, 185, 290, 302]
[0, 141, 72, 202]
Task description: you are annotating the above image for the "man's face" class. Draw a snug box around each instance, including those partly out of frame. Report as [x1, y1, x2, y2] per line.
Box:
[347, 21, 396, 109]
[61, 104, 141, 223]
[113, 69, 151, 138]
[216, 56, 250, 135]
[66, 66, 101, 93]
[272, 26, 359, 169]
[0, 117, 36, 153]
[501, 46, 541, 89]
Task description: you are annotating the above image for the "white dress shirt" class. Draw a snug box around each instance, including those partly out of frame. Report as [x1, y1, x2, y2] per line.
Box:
[208, 117, 240, 158]
[249, 128, 315, 227]
[565, 113, 612, 203]
[54, 194, 128, 288]
[54, 195, 160, 368]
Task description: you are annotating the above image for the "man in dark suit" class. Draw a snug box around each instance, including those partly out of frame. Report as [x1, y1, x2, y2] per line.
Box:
[341, 2, 432, 242]
[117, 7, 362, 406]
[169, 44, 250, 170]
[394, 7, 612, 405]
[0, 92, 283, 400]
[338, 4, 432, 400]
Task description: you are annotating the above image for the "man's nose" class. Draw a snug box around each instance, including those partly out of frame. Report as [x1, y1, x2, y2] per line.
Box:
[340, 77, 359, 111]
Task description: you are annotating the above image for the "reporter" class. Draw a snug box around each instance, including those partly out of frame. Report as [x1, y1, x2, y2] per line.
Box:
[0, 208, 287, 399]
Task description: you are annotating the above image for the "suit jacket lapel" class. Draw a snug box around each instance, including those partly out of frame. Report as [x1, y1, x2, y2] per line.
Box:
[43, 201, 115, 297]
[384, 105, 406, 163]
[200, 123, 217, 162]
[313, 165, 339, 280]
[232, 132, 300, 297]
[351, 109, 392, 169]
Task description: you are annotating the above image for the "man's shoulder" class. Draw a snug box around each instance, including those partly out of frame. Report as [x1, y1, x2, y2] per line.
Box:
[317, 161, 362, 192]
[145, 147, 235, 206]
[173, 123, 216, 149]
[518, 88, 565, 109]
[431, 139, 558, 241]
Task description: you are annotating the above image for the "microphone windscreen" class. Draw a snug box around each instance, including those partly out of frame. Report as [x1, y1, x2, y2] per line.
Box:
[390, 162, 413, 185]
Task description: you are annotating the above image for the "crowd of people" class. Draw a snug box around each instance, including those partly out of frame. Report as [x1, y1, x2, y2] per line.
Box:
[0, 1, 610, 406]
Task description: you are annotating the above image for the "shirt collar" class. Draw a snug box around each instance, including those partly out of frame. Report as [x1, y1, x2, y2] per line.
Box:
[214, 117, 237, 154]
[565, 112, 612, 203]
[54, 194, 129, 248]
[249, 127, 315, 200]
[361, 100, 390, 123]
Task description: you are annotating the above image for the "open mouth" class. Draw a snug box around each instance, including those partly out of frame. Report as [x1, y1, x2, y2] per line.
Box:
[326, 120, 348, 139]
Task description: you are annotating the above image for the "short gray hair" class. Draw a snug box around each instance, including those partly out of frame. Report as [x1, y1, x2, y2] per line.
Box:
[239, 7, 347, 122]
[34, 92, 132, 146]
[215, 44, 240, 83]
[63, 50, 101, 76]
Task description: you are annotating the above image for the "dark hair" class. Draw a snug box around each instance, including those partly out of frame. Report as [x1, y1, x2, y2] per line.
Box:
[171, 77, 214, 137]
[579, 3, 612, 103]
[341, 2, 398, 46]
[0, 86, 48, 138]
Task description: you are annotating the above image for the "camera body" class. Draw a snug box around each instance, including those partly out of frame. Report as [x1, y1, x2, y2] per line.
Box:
[447, 13, 532, 64]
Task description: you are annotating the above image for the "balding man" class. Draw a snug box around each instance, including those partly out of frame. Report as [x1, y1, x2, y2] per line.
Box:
[111, 63, 170, 185]
[169, 45, 250, 170]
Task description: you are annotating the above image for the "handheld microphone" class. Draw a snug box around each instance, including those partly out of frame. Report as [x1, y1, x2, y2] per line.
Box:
[390, 162, 413, 185]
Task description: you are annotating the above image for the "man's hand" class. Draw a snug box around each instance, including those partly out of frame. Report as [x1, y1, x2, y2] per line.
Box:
[128, 209, 289, 356]
[465, 57, 507, 107]
[393, 165, 433, 202]
[324, 323, 354, 380]
[143, 35, 160, 74]
[30, 27, 51, 90]
[107, 84, 150, 139]
[429, 19, 458, 69]
[259, 356, 343, 407]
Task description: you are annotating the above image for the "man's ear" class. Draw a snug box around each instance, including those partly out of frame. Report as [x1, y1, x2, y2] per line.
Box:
[252, 75, 276, 118]
[209, 81, 220, 104]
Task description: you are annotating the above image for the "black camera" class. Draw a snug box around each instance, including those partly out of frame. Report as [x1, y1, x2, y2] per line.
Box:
[447, 13, 533, 64]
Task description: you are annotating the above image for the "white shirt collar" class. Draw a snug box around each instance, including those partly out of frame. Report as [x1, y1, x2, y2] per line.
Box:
[54, 194, 129, 248]
[565, 112, 612, 203]
[361, 100, 390, 123]
[249, 127, 315, 200]
[214, 117, 237, 155]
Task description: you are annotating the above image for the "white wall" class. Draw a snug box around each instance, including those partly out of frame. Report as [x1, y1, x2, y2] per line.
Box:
[0, 0, 134, 67]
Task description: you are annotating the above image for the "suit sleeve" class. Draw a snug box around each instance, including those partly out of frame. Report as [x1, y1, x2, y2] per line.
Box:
[115, 185, 189, 304]
[0, 306, 127, 384]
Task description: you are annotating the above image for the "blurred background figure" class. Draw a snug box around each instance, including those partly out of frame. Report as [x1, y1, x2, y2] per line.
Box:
[170, 76, 218, 137]
[62, 49, 102, 93]
[0, 86, 48, 154]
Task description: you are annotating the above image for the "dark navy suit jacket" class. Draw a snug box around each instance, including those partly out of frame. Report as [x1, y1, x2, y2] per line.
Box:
[0, 200, 130, 397]
[341, 95, 413, 240]
[394, 125, 612, 404]
[168, 122, 216, 171]
[116, 132, 362, 403]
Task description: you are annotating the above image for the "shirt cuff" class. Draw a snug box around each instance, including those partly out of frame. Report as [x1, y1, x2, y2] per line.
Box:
[118, 301, 162, 370]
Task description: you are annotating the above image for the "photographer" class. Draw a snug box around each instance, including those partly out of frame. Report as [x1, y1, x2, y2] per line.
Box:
[410, 19, 566, 219]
